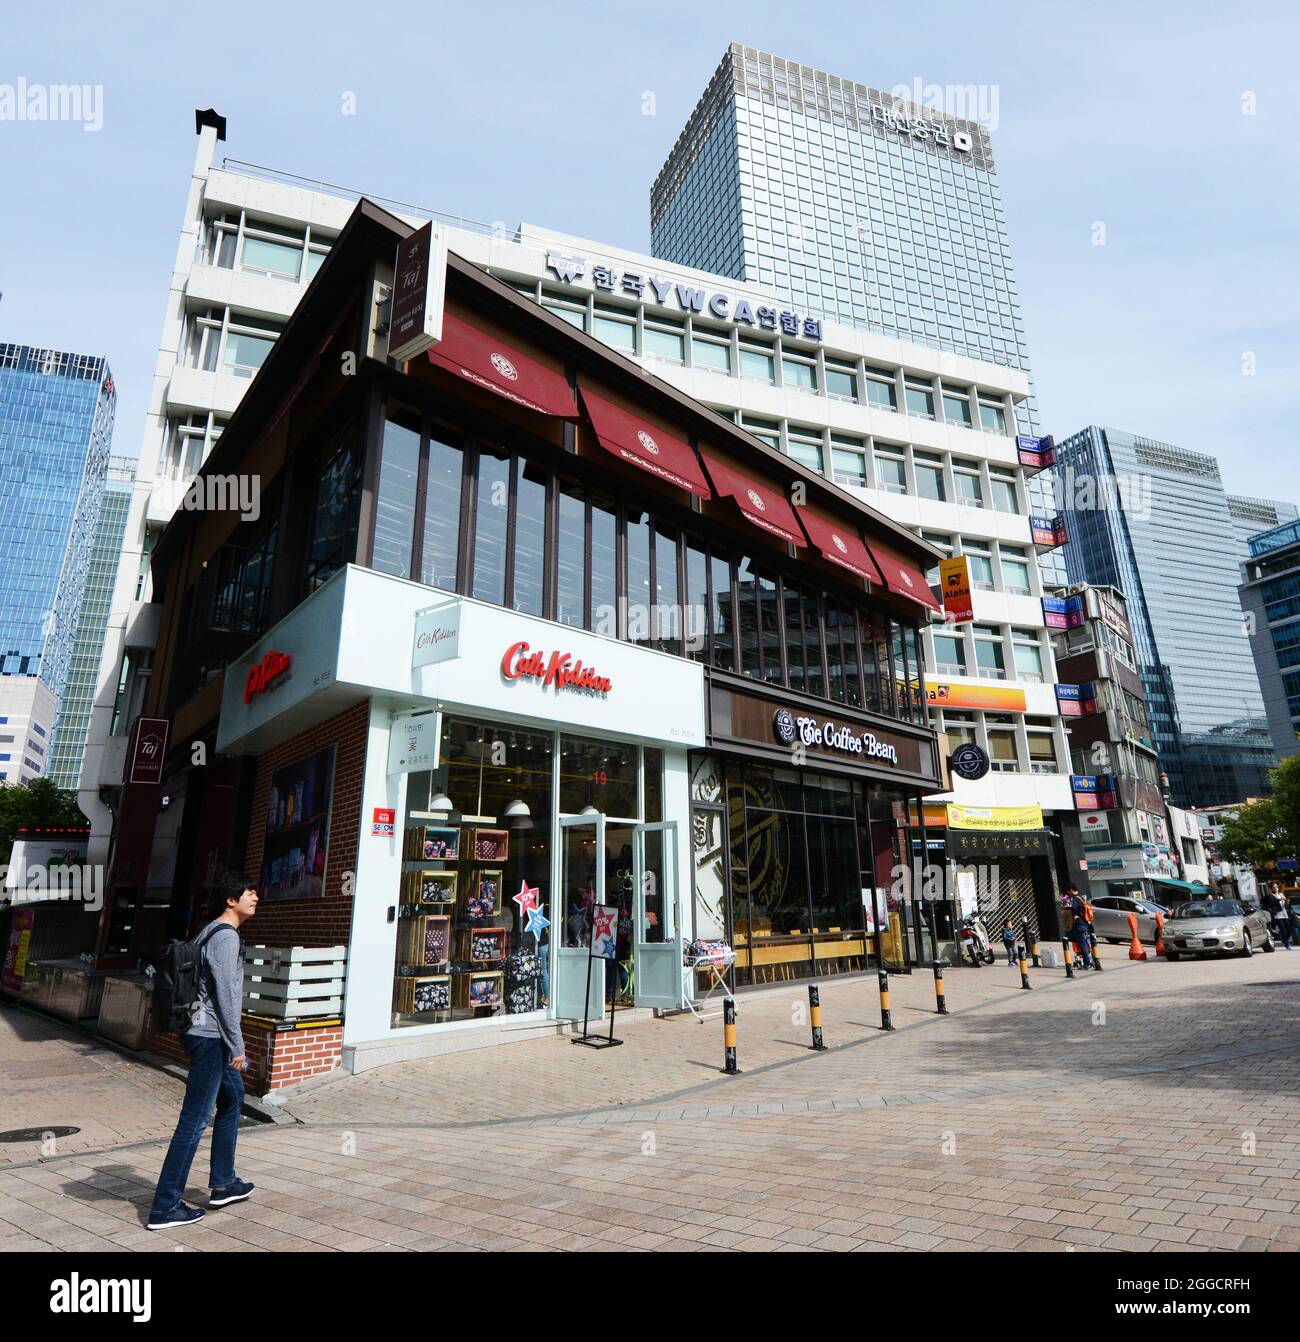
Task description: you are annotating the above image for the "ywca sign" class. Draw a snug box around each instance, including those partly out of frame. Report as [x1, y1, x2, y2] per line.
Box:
[501, 641, 612, 696]
[243, 650, 292, 704]
[127, 717, 170, 785]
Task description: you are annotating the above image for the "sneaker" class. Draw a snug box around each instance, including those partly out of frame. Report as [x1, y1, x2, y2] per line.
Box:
[208, 1179, 255, 1208]
[147, 1202, 205, 1230]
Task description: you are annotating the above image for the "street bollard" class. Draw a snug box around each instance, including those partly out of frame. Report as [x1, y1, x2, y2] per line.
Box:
[877, 968, 895, 1031]
[722, 996, 740, 1074]
[1062, 937, 1075, 979]
[1018, 943, 1032, 990]
[1091, 931, 1104, 971]
[808, 984, 826, 1051]
[1023, 915, 1040, 968]
[1154, 912, 1166, 958]
[932, 959, 948, 1014]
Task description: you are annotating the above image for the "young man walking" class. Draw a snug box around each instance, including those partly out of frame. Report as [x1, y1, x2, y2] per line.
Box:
[147, 873, 258, 1230]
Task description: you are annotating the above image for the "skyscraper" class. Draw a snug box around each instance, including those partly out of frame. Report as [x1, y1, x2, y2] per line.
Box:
[0, 344, 116, 709]
[651, 46, 1033, 418]
[1240, 517, 1300, 759]
[46, 455, 136, 788]
[1226, 494, 1298, 556]
[1055, 426, 1277, 805]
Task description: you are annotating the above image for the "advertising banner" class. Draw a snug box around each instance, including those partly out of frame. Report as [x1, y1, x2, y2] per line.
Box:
[939, 555, 974, 623]
[926, 682, 1027, 712]
[946, 803, 1044, 831]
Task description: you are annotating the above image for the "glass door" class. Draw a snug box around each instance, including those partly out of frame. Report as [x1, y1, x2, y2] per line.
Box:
[555, 814, 605, 1022]
[632, 821, 682, 1009]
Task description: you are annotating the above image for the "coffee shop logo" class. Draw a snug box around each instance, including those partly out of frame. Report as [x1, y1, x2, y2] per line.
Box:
[747, 488, 766, 512]
[899, 570, 915, 589]
[490, 352, 518, 381]
[773, 707, 798, 745]
[832, 533, 848, 554]
[637, 429, 661, 456]
[773, 710, 899, 764]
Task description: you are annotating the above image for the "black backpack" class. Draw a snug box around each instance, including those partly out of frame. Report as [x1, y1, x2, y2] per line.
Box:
[151, 923, 236, 1032]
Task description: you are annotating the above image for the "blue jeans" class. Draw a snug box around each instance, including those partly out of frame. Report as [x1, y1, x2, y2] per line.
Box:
[1071, 921, 1094, 968]
[150, 1034, 243, 1214]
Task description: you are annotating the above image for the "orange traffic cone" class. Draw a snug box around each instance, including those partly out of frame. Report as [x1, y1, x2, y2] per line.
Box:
[1154, 912, 1166, 958]
[1127, 912, 1148, 961]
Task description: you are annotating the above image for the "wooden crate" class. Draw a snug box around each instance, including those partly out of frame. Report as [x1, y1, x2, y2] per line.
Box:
[242, 945, 347, 1020]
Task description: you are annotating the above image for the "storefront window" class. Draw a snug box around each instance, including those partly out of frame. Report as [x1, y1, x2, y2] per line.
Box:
[559, 734, 639, 817]
[737, 558, 760, 679]
[421, 431, 463, 591]
[374, 408, 421, 578]
[392, 719, 553, 1028]
[759, 573, 781, 684]
[784, 580, 806, 692]
[472, 445, 510, 604]
[555, 484, 585, 628]
[709, 554, 735, 671]
[653, 526, 681, 655]
[305, 419, 362, 592]
[685, 543, 708, 662]
[590, 495, 617, 634]
[803, 590, 825, 699]
[626, 510, 652, 644]
[511, 457, 547, 617]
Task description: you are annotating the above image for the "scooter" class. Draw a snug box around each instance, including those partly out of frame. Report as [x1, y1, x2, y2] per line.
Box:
[958, 914, 997, 966]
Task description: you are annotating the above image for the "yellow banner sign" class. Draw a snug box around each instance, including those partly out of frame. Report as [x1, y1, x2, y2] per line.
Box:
[946, 803, 1044, 832]
[939, 555, 973, 623]
[927, 683, 1027, 712]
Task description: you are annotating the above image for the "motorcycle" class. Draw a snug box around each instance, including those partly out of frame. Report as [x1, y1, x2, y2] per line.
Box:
[958, 914, 997, 967]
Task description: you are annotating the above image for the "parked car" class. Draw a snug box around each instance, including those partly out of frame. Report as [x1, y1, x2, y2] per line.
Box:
[1163, 899, 1274, 960]
[1091, 895, 1171, 945]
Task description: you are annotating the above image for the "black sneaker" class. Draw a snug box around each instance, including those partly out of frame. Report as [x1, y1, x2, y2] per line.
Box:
[209, 1179, 255, 1208]
[147, 1202, 205, 1230]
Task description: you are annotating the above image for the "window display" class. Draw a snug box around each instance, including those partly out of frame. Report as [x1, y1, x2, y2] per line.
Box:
[259, 745, 335, 900]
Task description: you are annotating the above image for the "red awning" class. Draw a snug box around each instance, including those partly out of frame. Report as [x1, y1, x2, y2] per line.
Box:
[427, 313, 578, 418]
[795, 507, 882, 583]
[700, 452, 805, 547]
[866, 542, 941, 614]
[578, 386, 710, 497]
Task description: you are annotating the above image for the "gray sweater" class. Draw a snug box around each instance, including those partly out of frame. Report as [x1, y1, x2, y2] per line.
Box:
[186, 920, 244, 1057]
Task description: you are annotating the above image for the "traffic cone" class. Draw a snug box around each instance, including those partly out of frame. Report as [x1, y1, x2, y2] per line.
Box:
[1154, 912, 1166, 958]
[1127, 912, 1148, 961]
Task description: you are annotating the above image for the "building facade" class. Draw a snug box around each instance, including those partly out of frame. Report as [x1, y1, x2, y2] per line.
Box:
[94, 200, 949, 1076]
[1054, 426, 1278, 807]
[1226, 495, 1298, 557]
[0, 676, 56, 784]
[0, 344, 117, 708]
[45, 456, 136, 788]
[1240, 517, 1300, 758]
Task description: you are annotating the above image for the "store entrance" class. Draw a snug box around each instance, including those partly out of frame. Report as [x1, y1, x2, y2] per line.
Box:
[555, 815, 682, 1018]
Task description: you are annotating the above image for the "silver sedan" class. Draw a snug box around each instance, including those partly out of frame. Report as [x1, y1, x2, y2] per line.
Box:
[1091, 895, 1171, 945]
[1163, 899, 1275, 960]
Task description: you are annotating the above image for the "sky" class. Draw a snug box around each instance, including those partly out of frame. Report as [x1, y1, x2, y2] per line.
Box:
[2, 0, 1297, 507]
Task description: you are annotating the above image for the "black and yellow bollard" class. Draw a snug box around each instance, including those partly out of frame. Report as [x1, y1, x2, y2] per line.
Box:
[808, 984, 826, 1050]
[722, 996, 740, 1074]
[877, 968, 895, 1031]
[1062, 937, 1075, 980]
[932, 959, 948, 1014]
[1091, 932, 1104, 972]
[1018, 943, 1032, 990]
[1023, 916, 1040, 968]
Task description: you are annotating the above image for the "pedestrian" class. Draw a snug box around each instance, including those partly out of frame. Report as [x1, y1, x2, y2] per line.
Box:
[1000, 920, 1018, 966]
[1264, 882, 1292, 950]
[1064, 884, 1094, 970]
[147, 873, 258, 1230]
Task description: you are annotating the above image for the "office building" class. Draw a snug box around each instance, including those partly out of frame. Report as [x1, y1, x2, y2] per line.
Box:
[1048, 582, 1208, 901]
[0, 676, 56, 784]
[1227, 495, 1297, 557]
[0, 344, 116, 710]
[1055, 426, 1277, 807]
[1240, 517, 1300, 758]
[45, 456, 136, 789]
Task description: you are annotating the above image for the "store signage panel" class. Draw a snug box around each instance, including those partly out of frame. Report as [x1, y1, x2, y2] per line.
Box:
[390, 221, 448, 363]
[388, 710, 440, 775]
[947, 829, 1049, 858]
[926, 682, 1027, 712]
[127, 716, 170, 784]
[772, 706, 899, 764]
[412, 599, 461, 668]
[216, 573, 347, 754]
[939, 555, 974, 624]
[949, 743, 990, 780]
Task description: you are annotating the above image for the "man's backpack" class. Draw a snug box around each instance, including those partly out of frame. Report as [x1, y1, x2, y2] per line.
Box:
[151, 923, 235, 1032]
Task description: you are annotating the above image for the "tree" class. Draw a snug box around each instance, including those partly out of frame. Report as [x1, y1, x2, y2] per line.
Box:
[1267, 754, 1300, 854]
[0, 778, 86, 865]
[1217, 796, 1290, 868]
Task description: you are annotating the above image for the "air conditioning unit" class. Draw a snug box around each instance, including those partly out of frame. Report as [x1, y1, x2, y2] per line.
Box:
[1067, 582, 1090, 596]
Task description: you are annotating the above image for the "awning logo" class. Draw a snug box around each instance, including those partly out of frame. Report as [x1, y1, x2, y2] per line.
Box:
[490, 352, 518, 381]
[747, 489, 766, 512]
[637, 429, 660, 456]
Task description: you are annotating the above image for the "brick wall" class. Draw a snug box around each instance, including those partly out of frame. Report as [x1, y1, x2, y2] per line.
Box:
[242, 699, 370, 949]
[145, 1016, 342, 1096]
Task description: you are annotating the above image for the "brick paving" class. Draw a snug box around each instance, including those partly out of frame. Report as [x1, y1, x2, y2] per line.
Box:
[1, 948, 1297, 1252]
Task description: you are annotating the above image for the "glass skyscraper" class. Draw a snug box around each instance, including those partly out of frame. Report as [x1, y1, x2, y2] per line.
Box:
[1240, 519, 1300, 760]
[46, 455, 135, 788]
[0, 343, 117, 720]
[651, 46, 1034, 416]
[1226, 494, 1298, 557]
[1055, 426, 1277, 806]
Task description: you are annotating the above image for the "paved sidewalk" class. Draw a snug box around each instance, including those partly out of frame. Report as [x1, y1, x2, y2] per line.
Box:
[1, 950, 1297, 1252]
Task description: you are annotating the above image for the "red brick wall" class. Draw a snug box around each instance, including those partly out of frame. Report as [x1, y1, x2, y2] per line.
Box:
[242, 700, 370, 949]
[145, 1016, 343, 1096]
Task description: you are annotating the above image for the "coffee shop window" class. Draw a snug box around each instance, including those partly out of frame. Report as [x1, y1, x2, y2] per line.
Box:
[392, 718, 554, 1028]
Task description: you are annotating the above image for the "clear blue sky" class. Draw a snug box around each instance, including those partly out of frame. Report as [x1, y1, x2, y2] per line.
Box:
[3, 0, 1297, 505]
